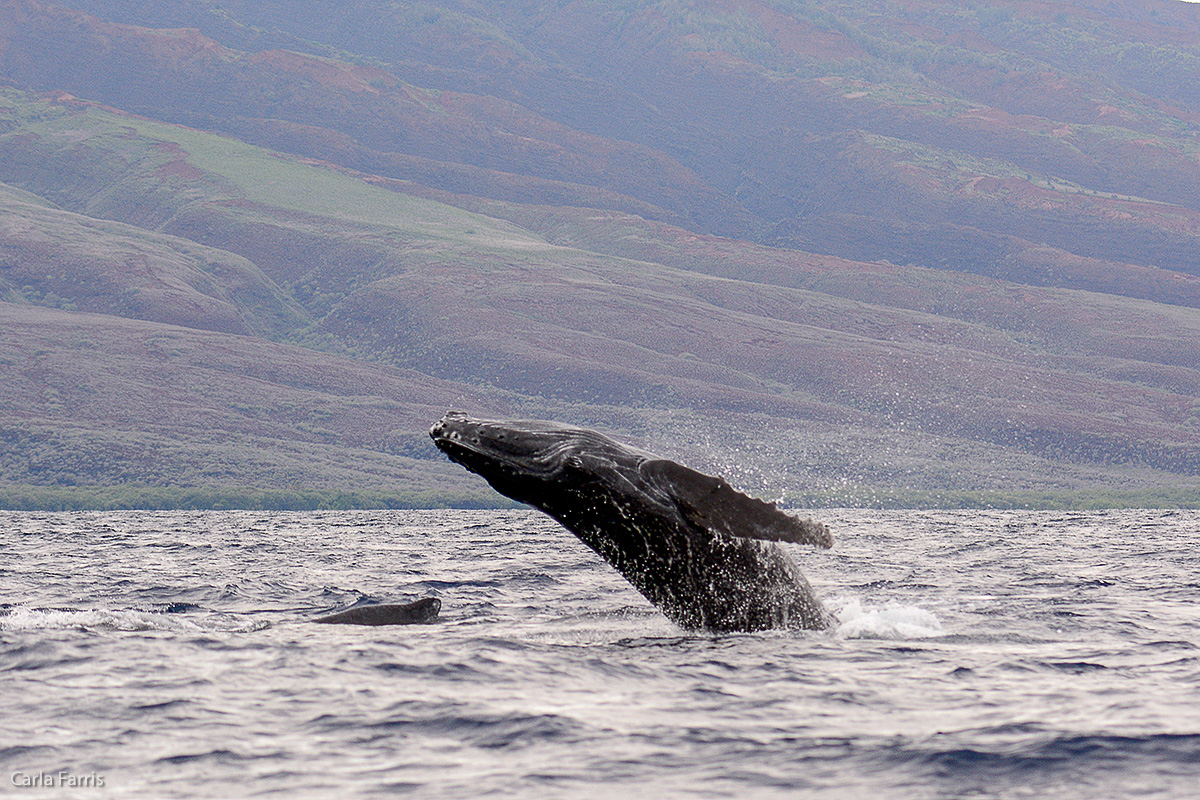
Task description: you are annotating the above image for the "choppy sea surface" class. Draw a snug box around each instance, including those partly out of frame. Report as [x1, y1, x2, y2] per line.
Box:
[1, 508, 1198, 799]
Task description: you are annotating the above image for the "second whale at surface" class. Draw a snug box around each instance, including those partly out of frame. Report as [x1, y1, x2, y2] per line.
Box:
[429, 411, 834, 632]
[313, 597, 441, 625]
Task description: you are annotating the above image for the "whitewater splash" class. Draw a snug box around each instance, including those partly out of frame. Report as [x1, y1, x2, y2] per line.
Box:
[0, 607, 263, 633]
[830, 597, 944, 639]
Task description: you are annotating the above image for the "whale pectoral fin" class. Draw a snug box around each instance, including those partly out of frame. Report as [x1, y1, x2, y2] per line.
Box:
[641, 459, 833, 549]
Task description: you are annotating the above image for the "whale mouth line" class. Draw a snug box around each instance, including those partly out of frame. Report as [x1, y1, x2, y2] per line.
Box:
[431, 429, 563, 478]
[430, 431, 487, 462]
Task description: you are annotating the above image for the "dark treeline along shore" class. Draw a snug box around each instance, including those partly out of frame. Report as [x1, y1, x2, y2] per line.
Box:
[3, 0, 1200, 509]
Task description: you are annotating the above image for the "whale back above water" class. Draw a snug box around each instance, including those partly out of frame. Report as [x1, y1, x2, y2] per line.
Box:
[429, 411, 833, 632]
[313, 597, 441, 625]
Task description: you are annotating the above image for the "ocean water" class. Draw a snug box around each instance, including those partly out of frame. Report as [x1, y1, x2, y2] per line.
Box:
[1, 508, 1198, 799]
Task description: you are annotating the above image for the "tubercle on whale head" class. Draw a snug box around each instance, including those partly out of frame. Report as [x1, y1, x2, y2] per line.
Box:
[428, 410, 470, 439]
[430, 412, 493, 477]
[428, 410, 468, 452]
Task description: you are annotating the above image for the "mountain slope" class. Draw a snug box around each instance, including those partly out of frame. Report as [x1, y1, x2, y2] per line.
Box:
[0, 181, 308, 336]
[1, 1, 1199, 506]
[0, 302, 498, 503]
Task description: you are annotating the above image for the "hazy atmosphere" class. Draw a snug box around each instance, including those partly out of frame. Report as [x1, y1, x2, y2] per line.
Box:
[3, 0, 1200, 508]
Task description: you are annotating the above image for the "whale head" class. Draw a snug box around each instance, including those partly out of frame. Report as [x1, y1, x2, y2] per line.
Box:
[428, 411, 642, 504]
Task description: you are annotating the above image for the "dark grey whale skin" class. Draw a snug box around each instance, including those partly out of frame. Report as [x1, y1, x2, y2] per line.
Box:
[313, 597, 441, 625]
[429, 411, 834, 633]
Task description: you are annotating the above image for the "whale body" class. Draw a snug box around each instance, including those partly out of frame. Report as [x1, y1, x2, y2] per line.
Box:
[313, 597, 441, 625]
[429, 411, 833, 632]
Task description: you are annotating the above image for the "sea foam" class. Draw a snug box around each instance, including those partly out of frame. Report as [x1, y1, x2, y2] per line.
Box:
[1, 607, 207, 633]
[831, 597, 944, 639]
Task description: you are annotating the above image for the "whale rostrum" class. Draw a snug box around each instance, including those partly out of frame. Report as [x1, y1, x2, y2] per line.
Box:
[429, 411, 833, 632]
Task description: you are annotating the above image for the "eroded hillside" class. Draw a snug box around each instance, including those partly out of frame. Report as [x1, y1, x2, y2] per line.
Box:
[1, 0, 1199, 507]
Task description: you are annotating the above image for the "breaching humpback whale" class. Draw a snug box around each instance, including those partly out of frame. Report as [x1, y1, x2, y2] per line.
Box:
[429, 411, 833, 632]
